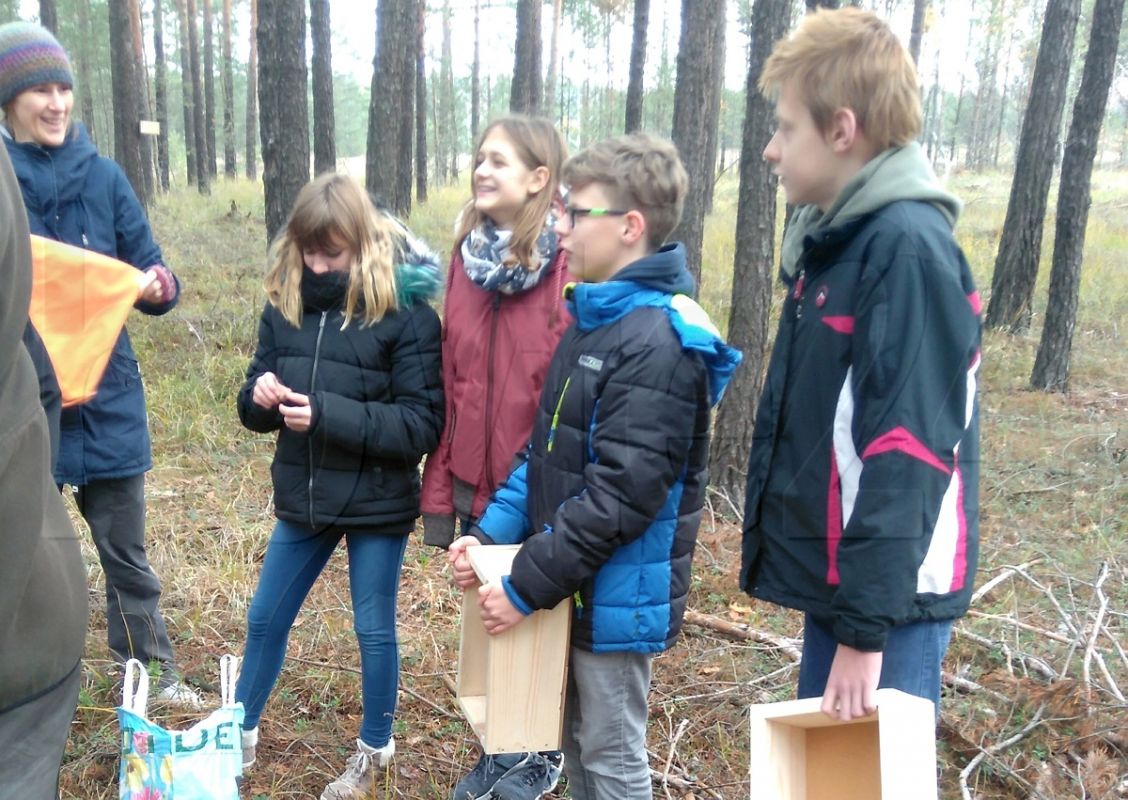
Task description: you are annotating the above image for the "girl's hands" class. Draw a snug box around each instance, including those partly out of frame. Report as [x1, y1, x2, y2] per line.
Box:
[448, 535, 482, 589]
[279, 392, 312, 432]
[252, 372, 290, 409]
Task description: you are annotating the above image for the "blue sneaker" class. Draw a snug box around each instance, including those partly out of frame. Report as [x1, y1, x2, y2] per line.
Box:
[450, 752, 528, 800]
[487, 752, 563, 800]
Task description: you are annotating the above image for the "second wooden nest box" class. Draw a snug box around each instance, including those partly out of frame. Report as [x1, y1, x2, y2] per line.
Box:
[748, 688, 938, 800]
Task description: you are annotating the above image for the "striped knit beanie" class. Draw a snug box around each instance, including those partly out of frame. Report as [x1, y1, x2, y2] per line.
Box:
[0, 22, 74, 109]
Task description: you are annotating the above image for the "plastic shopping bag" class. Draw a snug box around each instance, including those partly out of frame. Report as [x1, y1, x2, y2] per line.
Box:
[117, 655, 244, 800]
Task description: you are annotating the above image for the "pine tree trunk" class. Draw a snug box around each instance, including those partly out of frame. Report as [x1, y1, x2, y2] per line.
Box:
[909, 0, 927, 64]
[625, 0, 650, 133]
[245, 0, 258, 180]
[203, 0, 217, 177]
[545, 0, 562, 120]
[310, 0, 336, 176]
[75, 0, 97, 141]
[258, 0, 309, 241]
[39, 0, 58, 33]
[176, 0, 196, 183]
[153, 0, 171, 190]
[1031, 0, 1125, 390]
[187, 0, 210, 193]
[366, 0, 415, 214]
[221, 0, 236, 177]
[986, 0, 1081, 332]
[442, 3, 457, 181]
[415, 0, 428, 203]
[510, 0, 542, 114]
[709, 0, 791, 504]
[670, 0, 726, 287]
[108, 0, 150, 206]
[703, 5, 726, 213]
[470, 0, 480, 142]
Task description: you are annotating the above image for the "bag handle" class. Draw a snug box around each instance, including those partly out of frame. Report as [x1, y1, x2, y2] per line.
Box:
[219, 654, 240, 707]
[121, 658, 150, 717]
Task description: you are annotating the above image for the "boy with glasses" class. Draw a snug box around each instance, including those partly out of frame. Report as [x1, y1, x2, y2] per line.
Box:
[448, 133, 741, 800]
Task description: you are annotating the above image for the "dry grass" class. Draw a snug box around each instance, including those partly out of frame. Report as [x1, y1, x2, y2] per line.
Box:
[57, 172, 1126, 799]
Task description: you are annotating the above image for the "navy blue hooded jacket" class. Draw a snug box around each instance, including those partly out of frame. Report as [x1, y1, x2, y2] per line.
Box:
[4, 122, 180, 485]
[474, 244, 742, 653]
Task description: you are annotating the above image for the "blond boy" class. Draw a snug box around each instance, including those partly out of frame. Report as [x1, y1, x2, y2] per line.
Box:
[449, 134, 740, 800]
[740, 7, 982, 722]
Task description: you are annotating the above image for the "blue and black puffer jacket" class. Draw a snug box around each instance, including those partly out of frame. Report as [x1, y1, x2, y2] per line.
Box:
[474, 244, 741, 653]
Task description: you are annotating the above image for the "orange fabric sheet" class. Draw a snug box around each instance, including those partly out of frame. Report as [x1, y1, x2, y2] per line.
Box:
[27, 235, 141, 407]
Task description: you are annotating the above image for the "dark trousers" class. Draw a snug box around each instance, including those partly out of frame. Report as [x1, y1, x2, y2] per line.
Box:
[0, 662, 81, 799]
[74, 474, 174, 669]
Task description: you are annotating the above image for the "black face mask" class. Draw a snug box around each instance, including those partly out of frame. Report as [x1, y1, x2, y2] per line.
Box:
[300, 265, 350, 311]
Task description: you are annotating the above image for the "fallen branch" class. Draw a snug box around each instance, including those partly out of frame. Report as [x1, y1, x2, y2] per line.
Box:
[966, 610, 1072, 644]
[959, 705, 1047, 800]
[971, 559, 1044, 604]
[942, 670, 1012, 704]
[661, 719, 690, 800]
[955, 626, 1058, 681]
[646, 748, 725, 800]
[683, 609, 802, 662]
[1082, 563, 1123, 702]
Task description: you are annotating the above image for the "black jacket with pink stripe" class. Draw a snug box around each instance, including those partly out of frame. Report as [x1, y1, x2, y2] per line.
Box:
[740, 199, 981, 652]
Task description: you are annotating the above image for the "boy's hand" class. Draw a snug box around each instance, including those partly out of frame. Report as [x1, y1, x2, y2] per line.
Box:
[821, 644, 882, 721]
[478, 582, 525, 635]
[252, 372, 290, 409]
[448, 535, 481, 589]
[279, 391, 311, 432]
[140, 265, 176, 303]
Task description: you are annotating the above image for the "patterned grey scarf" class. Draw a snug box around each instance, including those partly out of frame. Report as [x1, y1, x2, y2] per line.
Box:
[461, 212, 559, 295]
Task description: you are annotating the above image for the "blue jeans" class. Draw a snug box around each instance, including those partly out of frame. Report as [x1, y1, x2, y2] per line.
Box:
[797, 613, 953, 713]
[236, 519, 408, 748]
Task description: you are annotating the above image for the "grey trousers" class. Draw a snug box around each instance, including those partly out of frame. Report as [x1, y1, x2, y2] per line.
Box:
[560, 647, 654, 800]
[0, 662, 81, 799]
[75, 474, 174, 669]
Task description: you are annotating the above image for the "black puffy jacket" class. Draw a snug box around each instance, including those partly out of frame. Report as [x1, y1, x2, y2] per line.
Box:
[238, 262, 444, 533]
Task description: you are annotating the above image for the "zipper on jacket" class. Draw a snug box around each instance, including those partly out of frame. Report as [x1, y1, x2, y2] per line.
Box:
[546, 376, 572, 453]
[307, 311, 328, 527]
[483, 293, 502, 488]
[792, 269, 806, 319]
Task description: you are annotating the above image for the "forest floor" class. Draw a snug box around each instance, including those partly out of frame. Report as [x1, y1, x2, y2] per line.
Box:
[57, 171, 1126, 799]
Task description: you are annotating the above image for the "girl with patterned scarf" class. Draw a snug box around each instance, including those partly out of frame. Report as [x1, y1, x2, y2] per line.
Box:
[420, 116, 569, 800]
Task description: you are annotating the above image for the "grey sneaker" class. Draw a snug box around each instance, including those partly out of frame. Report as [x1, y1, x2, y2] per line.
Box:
[320, 737, 395, 800]
[241, 726, 258, 769]
[450, 752, 529, 800]
[154, 678, 204, 709]
[487, 752, 563, 800]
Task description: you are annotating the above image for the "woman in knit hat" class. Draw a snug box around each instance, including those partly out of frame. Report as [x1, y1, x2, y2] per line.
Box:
[0, 21, 199, 707]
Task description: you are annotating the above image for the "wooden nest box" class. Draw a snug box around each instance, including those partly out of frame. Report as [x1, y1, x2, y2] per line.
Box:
[748, 688, 938, 799]
[457, 545, 571, 754]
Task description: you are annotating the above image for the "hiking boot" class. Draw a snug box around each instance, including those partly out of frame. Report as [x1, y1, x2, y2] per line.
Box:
[241, 726, 258, 769]
[450, 752, 528, 800]
[320, 737, 395, 800]
[487, 752, 563, 800]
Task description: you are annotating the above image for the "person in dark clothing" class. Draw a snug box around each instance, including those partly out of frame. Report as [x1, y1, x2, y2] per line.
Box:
[0, 125, 87, 800]
[740, 8, 982, 723]
[449, 134, 741, 800]
[0, 20, 197, 705]
[234, 173, 444, 800]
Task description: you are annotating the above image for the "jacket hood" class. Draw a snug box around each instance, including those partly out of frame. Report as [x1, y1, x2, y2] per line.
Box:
[388, 213, 442, 306]
[567, 243, 742, 406]
[3, 121, 97, 212]
[781, 142, 961, 277]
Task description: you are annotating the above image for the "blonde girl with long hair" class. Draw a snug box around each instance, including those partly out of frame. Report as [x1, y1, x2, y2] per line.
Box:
[235, 173, 444, 800]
